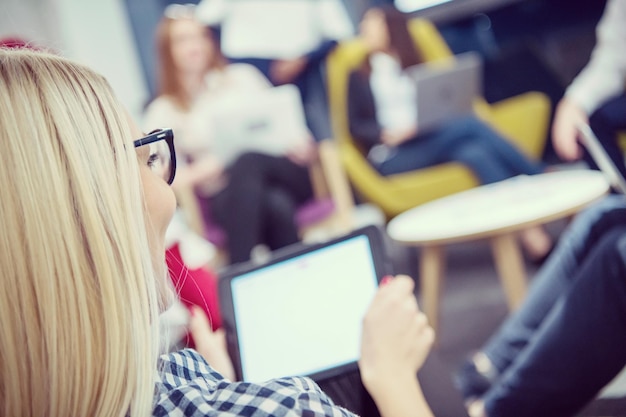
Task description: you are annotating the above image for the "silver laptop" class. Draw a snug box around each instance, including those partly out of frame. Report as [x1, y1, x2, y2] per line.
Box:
[578, 122, 626, 194]
[210, 84, 309, 166]
[406, 51, 482, 132]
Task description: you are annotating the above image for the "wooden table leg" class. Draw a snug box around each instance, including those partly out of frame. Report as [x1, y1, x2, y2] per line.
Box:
[490, 232, 527, 310]
[420, 245, 445, 339]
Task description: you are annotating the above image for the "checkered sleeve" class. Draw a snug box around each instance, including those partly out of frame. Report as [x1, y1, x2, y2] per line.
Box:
[153, 349, 359, 417]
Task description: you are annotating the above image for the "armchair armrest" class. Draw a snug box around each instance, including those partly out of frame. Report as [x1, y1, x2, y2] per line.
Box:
[473, 92, 551, 160]
[487, 92, 551, 160]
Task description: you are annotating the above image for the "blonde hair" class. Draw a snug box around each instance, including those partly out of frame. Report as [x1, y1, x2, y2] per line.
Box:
[0, 49, 167, 416]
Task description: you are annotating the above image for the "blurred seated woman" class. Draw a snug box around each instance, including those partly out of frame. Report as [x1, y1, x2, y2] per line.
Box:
[0, 48, 435, 417]
[349, 6, 552, 261]
[144, 6, 316, 264]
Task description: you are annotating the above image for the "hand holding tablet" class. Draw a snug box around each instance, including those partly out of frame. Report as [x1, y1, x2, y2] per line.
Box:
[210, 226, 436, 417]
[360, 275, 434, 387]
[218, 226, 394, 382]
[359, 275, 435, 417]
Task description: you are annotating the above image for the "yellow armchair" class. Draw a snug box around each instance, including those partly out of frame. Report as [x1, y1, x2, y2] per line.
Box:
[326, 18, 551, 219]
[619, 133, 626, 151]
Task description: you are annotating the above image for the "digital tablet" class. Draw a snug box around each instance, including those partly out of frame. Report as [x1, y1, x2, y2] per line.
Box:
[218, 225, 393, 383]
[578, 122, 626, 194]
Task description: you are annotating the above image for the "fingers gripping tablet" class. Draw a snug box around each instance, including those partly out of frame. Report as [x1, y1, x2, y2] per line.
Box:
[218, 226, 393, 382]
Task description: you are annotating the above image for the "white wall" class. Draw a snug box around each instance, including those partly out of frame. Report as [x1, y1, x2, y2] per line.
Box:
[0, 0, 64, 50]
[0, 0, 148, 120]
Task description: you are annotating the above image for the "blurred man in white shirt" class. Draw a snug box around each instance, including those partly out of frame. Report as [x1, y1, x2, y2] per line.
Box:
[552, 0, 626, 178]
[197, 0, 354, 140]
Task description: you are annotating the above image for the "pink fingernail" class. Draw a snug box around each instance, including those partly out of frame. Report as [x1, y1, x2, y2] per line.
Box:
[381, 275, 393, 285]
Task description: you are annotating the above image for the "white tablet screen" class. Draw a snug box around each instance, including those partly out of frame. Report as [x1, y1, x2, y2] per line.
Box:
[230, 235, 379, 382]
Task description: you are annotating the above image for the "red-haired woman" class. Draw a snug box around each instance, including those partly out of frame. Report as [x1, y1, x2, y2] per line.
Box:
[144, 7, 315, 265]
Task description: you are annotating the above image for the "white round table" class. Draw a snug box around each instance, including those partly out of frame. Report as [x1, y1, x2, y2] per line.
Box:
[387, 170, 610, 336]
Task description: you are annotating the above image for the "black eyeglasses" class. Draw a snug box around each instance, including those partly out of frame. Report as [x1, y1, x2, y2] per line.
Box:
[134, 128, 177, 185]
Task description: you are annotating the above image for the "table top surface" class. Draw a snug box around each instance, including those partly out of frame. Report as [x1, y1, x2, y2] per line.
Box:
[387, 170, 610, 244]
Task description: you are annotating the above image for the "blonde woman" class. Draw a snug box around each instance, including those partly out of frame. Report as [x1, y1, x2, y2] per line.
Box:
[0, 48, 434, 416]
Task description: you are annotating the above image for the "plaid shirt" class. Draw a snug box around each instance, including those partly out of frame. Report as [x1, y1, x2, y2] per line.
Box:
[153, 349, 358, 417]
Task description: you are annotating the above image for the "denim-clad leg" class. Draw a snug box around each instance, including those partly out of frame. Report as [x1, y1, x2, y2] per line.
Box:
[457, 115, 544, 179]
[441, 115, 542, 183]
[484, 226, 626, 417]
[377, 115, 541, 183]
[447, 144, 527, 185]
[376, 127, 466, 176]
[483, 194, 626, 373]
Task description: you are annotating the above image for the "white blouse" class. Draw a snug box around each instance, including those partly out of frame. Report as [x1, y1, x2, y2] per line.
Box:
[142, 63, 270, 161]
[368, 52, 418, 132]
[565, 0, 626, 114]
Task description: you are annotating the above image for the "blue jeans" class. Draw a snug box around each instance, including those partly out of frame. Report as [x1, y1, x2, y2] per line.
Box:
[480, 194, 626, 417]
[376, 115, 542, 183]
